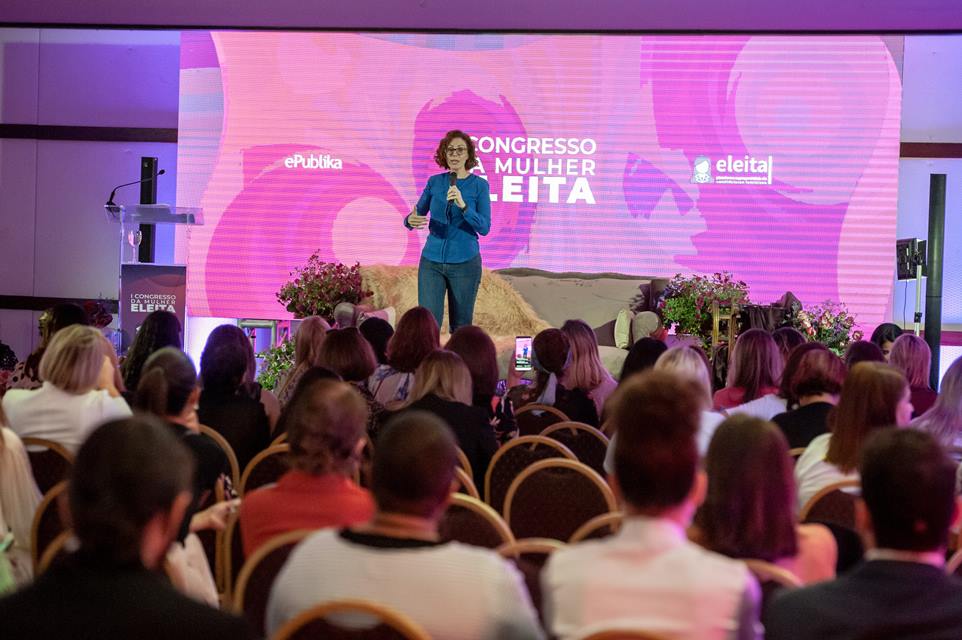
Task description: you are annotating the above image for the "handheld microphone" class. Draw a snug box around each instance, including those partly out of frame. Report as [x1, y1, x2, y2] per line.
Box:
[106, 169, 166, 206]
[449, 171, 457, 187]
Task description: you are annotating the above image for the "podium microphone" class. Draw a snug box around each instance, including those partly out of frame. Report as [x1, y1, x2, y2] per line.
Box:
[106, 169, 166, 206]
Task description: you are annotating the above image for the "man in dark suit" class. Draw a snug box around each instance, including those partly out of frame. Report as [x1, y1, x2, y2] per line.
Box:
[0, 416, 253, 640]
[766, 428, 962, 640]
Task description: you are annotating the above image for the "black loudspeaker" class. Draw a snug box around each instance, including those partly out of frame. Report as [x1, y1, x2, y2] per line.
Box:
[138, 156, 158, 263]
[924, 174, 946, 390]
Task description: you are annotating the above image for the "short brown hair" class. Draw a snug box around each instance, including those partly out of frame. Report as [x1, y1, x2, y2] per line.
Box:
[445, 325, 498, 400]
[696, 415, 798, 562]
[826, 362, 907, 473]
[386, 307, 439, 373]
[777, 341, 828, 406]
[319, 327, 377, 382]
[788, 349, 846, 399]
[39, 325, 106, 393]
[433, 130, 478, 170]
[372, 411, 457, 517]
[294, 316, 331, 368]
[609, 370, 702, 510]
[284, 379, 368, 476]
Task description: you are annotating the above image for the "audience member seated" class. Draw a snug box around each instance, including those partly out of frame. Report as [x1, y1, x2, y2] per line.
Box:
[240, 379, 374, 557]
[318, 327, 386, 439]
[605, 344, 724, 480]
[359, 316, 394, 366]
[912, 355, 962, 450]
[618, 337, 667, 384]
[542, 370, 761, 640]
[561, 319, 618, 418]
[445, 325, 517, 443]
[197, 326, 272, 471]
[771, 348, 846, 449]
[0, 412, 42, 587]
[120, 310, 182, 395]
[8, 302, 88, 391]
[266, 411, 543, 639]
[367, 307, 439, 407]
[794, 362, 911, 510]
[135, 348, 231, 531]
[869, 322, 903, 362]
[771, 326, 807, 363]
[0, 416, 254, 639]
[691, 415, 836, 585]
[713, 328, 783, 411]
[890, 333, 938, 418]
[398, 351, 498, 481]
[766, 429, 962, 639]
[272, 316, 330, 407]
[725, 342, 817, 422]
[2, 325, 131, 453]
[508, 328, 598, 427]
[843, 340, 885, 369]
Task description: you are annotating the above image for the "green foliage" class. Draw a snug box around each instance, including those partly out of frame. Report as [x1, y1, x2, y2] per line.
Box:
[256, 337, 295, 391]
[658, 272, 750, 351]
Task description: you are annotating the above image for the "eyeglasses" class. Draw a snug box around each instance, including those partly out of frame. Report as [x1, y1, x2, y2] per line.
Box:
[445, 146, 468, 157]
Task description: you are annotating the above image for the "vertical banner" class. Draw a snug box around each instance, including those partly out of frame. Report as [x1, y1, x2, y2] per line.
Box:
[120, 264, 187, 349]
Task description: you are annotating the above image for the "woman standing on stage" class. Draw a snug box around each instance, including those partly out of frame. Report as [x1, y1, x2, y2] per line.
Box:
[405, 130, 491, 333]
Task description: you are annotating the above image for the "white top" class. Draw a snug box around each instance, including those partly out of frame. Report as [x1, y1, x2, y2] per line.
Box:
[604, 410, 725, 476]
[542, 516, 761, 640]
[266, 529, 544, 640]
[725, 393, 787, 420]
[588, 375, 618, 419]
[1, 382, 132, 454]
[794, 432, 859, 512]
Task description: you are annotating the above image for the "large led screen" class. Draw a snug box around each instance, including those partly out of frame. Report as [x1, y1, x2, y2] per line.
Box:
[177, 32, 902, 326]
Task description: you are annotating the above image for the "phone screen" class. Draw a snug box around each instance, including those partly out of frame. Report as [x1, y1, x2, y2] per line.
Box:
[515, 336, 533, 372]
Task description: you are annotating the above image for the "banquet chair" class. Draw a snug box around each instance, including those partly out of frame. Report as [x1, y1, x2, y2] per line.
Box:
[504, 458, 617, 541]
[497, 537, 565, 626]
[569, 511, 624, 543]
[36, 529, 74, 575]
[743, 558, 803, 615]
[454, 467, 480, 500]
[272, 599, 431, 640]
[221, 510, 247, 599]
[271, 432, 288, 447]
[799, 479, 861, 530]
[484, 435, 575, 513]
[438, 493, 514, 549]
[21, 437, 74, 495]
[788, 447, 806, 464]
[239, 444, 290, 496]
[580, 631, 672, 640]
[455, 447, 473, 482]
[198, 425, 242, 490]
[515, 403, 570, 436]
[31, 480, 68, 571]
[233, 529, 311, 636]
[540, 422, 609, 476]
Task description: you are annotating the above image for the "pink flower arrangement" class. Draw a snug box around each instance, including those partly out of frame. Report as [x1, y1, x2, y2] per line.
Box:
[276, 253, 372, 321]
[792, 301, 859, 355]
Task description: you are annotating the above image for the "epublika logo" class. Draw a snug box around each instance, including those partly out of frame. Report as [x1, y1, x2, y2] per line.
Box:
[284, 153, 343, 170]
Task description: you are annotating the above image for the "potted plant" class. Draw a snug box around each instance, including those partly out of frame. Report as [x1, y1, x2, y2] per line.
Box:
[658, 272, 750, 351]
[257, 253, 372, 390]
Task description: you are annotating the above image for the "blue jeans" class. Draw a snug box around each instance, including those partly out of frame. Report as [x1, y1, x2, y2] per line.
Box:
[418, 254, 482, 333]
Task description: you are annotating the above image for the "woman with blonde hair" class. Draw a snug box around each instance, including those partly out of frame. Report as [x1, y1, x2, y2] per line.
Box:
[912, 355, 962, 449]
[274, 316, 331, 406]
[795, 361, 912, 510]
[399, 350, 496, 481]
[889, 333, 938, 417]
[605, 345, 723, 474]
[561, 319, 618, 417]
[2, 325, 130, 453]
[0, 406, 42, 588]
[713, 328, 784, 411]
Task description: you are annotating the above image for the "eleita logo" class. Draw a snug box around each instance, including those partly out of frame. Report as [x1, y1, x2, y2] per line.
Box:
[691, 154, 774, 186]
[284, 153, 343, 170]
